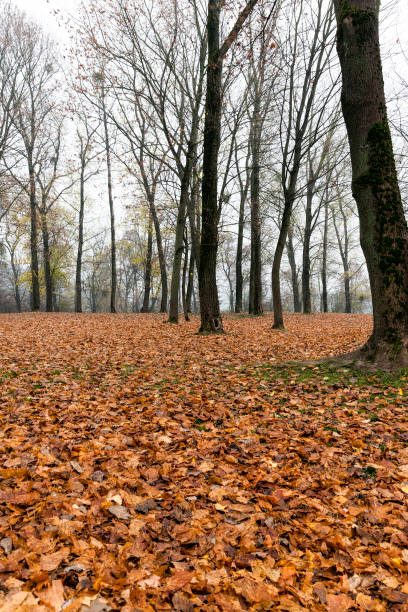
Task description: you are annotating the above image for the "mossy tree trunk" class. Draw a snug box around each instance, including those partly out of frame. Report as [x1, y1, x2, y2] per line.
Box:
[335, 0, 408, 367]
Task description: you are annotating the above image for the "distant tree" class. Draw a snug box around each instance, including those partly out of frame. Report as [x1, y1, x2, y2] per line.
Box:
[7, 20, 59, 311]
[271, 0, 337, 329]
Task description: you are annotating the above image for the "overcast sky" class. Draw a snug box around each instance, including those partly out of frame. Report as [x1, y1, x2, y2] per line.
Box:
[9, 0, 408, 71]
[8, 0, 408, 41]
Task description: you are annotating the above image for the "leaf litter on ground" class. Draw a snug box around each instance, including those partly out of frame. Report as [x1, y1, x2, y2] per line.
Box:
[0, 313, 407, 610]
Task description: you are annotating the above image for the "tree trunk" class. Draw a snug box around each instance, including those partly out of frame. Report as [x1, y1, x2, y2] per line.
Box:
[40, 208, 53, 313]
[168, 177, 189, 322]
[182, 233, 190, 321]
[199, 0, 259, 331]
[249, 97, 263, 316]
[28, 159, 40, 311]
[199, 0, 224, 333]
[141, 213, 153, 313]
[302, 178, 314, 314]
[75, 161, 85, 313]
[286, 224, 301, 312]
[168, 51, 205, 324]
[188, 158, 201, 270]
[10, 252, 21, 313]
[321, 198, 328, 312]
[272, 184, 297, 328]
[101, 84, 117, 314]
[150, 198, 167, 313]
[235, 189, 245, 313]
[186, 250, 195, 314]
[335, 0, 408, 367]
[344, 273, 351, 314]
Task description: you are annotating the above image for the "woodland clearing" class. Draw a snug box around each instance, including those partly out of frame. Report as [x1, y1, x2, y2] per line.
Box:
[1, 313, 408, 611]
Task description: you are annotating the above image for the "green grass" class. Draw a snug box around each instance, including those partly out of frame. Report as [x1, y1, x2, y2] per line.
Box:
[254, 362, 408, 390]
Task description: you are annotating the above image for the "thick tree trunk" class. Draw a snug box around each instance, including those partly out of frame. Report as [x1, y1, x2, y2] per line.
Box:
[321, 198, 328, 313]
[199, 0, 224, 333]
[28, 160, 40, 311]
[75, 162, 85, 313]
[286, 225, 301, 313]
[141, 213, 153, 313]
[40, 209, 53, 313]
[249, 99, 263, 316]
[335, 0, 408, 367]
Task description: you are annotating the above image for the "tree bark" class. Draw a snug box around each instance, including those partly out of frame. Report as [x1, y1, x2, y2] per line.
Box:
[335, 0, 408, 367]
[75, 158, 85, 313]
[272, 182, 298, 328]
[199, 0, 260, 332]
[101, 82, 117, 314]
[235, 193, 245, 314]
[286, 224, 301, 312]
[40, 207, 53, 313]
[28, 157, 40, 311]
[141, 213, 153, 313]
[182, 232, 190, 321]
[168, 44, 206, 324]
[249, 96, 263, 316]
[321, 197, 328, 312]
[151, 199, 168, 314]
[186, 250, 195, 314]
[235, 138, 251, 313]
[302, 175, 315, 314]
[168, 172, 190, 322]
[10, 251, 21, 313]
[199, 1, 224, 333]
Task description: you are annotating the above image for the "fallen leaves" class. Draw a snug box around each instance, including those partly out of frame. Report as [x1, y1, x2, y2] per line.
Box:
[0, 312, 407, 610]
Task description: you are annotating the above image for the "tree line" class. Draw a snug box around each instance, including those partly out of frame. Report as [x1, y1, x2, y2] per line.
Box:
[0, 0, 407, 365]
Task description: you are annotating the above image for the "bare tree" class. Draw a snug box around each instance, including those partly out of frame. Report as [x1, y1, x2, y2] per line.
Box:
[74, 111, 100, 313]
[6, 20, 59, 311]
[271, 0, 337, 329]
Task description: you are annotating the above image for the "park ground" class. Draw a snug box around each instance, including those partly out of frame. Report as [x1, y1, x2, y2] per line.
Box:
[0, 313, 408, 611]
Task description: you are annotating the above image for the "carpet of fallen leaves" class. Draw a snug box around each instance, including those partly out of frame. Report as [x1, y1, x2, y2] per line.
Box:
[1, 313, 408, 611]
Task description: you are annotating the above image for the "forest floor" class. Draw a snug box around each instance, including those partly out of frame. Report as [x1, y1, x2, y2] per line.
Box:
[0, 313, 408, 611]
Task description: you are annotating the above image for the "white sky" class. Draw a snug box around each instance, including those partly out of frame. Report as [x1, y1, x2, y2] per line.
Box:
[10, 0, 408, 69]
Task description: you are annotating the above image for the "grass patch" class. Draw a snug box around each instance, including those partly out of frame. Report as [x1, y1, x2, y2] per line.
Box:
[254, 362, 408, 390]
